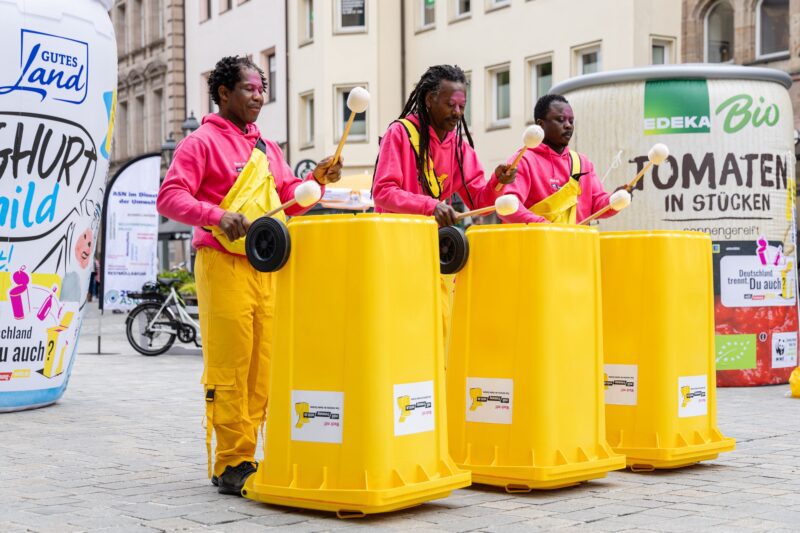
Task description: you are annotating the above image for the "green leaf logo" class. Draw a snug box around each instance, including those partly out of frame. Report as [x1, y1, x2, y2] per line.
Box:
[715, 334, 757, 370]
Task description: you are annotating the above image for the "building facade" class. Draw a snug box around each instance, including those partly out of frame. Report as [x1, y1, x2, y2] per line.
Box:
[110, 0, 188, 269]
[110, 0, 186, 170]
[184, 0, 288, 147]
[682, 0, 800, 163]
[285, 0, 682, 174]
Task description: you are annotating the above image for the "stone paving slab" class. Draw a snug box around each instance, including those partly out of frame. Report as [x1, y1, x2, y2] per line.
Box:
[2, 303, 799, 531]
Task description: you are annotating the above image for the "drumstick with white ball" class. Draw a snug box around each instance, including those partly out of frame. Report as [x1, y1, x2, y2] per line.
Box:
[455, 194, 520, 221]
[262, 180, 322, 218]
[495, 125, 545, 191]
[623, 143, 669, 191]
[331, 87, 370, 166]
[577, 143, 669, 225]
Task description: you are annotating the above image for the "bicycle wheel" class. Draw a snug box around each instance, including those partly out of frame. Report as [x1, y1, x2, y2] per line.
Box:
[126, 302, 177, 356]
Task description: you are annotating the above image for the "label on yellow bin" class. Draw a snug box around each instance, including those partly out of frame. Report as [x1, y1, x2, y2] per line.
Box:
[393, 381, 434, 436]
[465, 377, 513, 424]
[678, 375, 708, 418]
[604, 365, 638, 406]
[290, 390, 343, 444]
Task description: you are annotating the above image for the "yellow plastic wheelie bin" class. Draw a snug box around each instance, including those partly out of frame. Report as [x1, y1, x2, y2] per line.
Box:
[446, 224, 626, 491]
[600, 231, 735, 470]
[242, 214, 470, 516]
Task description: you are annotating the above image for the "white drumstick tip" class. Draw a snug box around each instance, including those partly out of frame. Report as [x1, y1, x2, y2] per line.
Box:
[346, 87, 370, 113]
[609, 189, 631, 211]
[495, 194, 520, 216]
[648, 143, 669, 165]
[295, 180, 322, 207]
[522, 124, 545, 148]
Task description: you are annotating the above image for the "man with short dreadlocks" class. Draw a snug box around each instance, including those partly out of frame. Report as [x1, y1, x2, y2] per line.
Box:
[157, 56, 342, 496]
[372, 64, 516, 344]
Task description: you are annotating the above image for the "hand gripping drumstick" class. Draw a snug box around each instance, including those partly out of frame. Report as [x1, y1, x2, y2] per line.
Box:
[331, 87, 370, 166]
[578, 143, 669, 225]
[495, 125, 545, 191]
[455, 194, 519, 221]
[263, 180, 322, 218]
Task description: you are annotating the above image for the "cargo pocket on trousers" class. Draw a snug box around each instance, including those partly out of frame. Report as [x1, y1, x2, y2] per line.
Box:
[202, 366, 240, 425]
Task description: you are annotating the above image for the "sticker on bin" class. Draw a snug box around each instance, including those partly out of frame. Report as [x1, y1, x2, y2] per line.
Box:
[290, 390, 343, 444]
[465, 377, 513, 424]
[677, 375, 708, 418]
[719, 255, 795, 307]
[603, 364, 637, 406]
[393, 381, 434, 436]
[772, 332, 798, 369]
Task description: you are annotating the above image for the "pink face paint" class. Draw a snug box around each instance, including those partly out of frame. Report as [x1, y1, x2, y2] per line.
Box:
[450, 91, 467, 114]
[244, 71, 264, 94]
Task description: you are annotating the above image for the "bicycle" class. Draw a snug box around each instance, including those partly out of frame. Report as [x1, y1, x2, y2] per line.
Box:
[125, 277, 202, 356]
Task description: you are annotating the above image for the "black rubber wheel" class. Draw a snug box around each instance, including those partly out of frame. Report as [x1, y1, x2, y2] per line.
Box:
[126, 302, 177, 356]
[245, 217, 291, 272]
[438, 226, 469, 274]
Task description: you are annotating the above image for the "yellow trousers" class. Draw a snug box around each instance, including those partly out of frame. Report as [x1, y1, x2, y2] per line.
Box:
[195, 247, 276, 478]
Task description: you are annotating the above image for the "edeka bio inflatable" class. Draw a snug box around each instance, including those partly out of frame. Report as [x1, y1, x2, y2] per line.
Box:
[552, 66, 798, 386]
[0, 0, 117, 411]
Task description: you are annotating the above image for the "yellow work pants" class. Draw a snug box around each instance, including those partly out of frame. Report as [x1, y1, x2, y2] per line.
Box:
[195, 247, 275, 478]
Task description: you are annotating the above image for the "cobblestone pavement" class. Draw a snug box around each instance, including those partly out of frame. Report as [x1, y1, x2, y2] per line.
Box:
[2, 303, 800, 532]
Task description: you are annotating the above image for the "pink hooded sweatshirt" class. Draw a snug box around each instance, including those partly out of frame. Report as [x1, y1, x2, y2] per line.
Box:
[372, 115, 501, 215]
[157, 114, 319, 253]
[498, 143, 614, 224]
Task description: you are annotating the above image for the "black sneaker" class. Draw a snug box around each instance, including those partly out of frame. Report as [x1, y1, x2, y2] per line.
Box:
[217, 461, 257, 496]
[211, 475, 218, 486]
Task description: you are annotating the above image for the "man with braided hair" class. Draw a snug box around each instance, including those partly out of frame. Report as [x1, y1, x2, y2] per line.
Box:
[157, 55, 342, 495]
[372, 64, 516, 344]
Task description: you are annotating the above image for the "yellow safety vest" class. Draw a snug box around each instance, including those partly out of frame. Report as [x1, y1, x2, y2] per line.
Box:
[396, 118, 448, 199]
[203, 139, 285, 255]
[530, 150, 583, 225]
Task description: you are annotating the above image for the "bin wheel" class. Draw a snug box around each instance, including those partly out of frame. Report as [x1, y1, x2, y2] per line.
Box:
[245, 217, 291, 272]
[438, 226, 469, 274]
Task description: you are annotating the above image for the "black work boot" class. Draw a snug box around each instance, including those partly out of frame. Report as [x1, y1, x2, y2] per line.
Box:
[217, 461, 257, 496]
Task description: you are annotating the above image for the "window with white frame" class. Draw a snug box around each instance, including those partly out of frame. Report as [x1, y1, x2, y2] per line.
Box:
[455, 0, 470, 17]
[757, 0, 789, 58]
[219, 0, 232, 13]
[464, 71, 472, 127]
[421, 0, 435, 28]
[527, 56, 552, 120]
[200, 0, 212, 22]
[260, 48, 277, 103]
[300, 92, 315, 147]
[487, 0, 510, 10]
[651, 38, 674, 64]
[336, 86, 367, 142]
[488, 65, 510, 127]
[705, 1, 734, 62]
[268, 54, 277, 102]
[576, 45, 601, 75]
[337, 0, 366, 32]
[301, 0, 314, 43]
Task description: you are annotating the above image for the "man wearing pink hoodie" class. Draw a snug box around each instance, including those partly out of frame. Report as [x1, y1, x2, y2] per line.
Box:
[373, 65, 516, 345]
[498, 94, 623, 224]
[157, 56, 341, 496]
